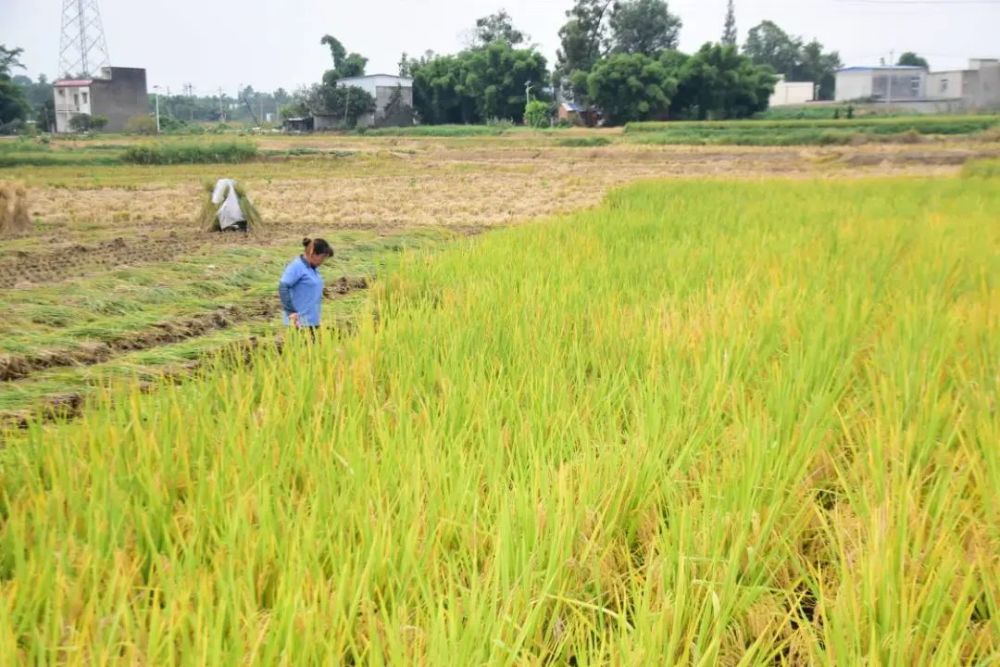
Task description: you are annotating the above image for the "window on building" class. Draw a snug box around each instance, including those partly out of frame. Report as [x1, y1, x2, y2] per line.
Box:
[58, 88, 65, 97]
[82, 92, 88, 104]
[73, 93, 79, 107]
[940, 79, 948, 93]
[911, 77, 920, 97]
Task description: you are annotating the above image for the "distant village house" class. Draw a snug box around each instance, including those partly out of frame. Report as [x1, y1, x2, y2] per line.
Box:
[327, 74, 414, 129]
[53, 67, 148, 133]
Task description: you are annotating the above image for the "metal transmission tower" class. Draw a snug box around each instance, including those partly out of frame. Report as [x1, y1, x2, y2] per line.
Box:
[59, 0, 111, 77]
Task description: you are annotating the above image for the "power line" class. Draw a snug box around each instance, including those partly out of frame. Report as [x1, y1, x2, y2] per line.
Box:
[833, 0, 1000, 4]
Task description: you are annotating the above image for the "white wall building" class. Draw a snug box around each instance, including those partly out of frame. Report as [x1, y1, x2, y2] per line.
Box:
[927, 58, 1000, 110]
[53, 67, 148, 133]
[334, 74, 414, 128]
[53, 80, 93, 132]
[835, 66, 927, 102]
[769, 76, 815, 107]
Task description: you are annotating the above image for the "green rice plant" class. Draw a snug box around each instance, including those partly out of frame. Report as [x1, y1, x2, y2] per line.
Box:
[625, 114, 999, 133]
[361, 124, 514, 137]
[962, 158, 1000, 178]
[0, 178, 996, 664]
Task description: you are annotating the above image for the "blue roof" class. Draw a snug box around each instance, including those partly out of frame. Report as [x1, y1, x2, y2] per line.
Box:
[837, 66, 925, 72]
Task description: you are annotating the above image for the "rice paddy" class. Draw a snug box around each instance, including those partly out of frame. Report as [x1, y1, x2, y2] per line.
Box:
[1, 172, 997, 663]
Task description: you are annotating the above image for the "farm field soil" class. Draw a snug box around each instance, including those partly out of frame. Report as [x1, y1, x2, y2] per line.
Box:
[1, 176, 997, 663]
[1, 134, 997, 419]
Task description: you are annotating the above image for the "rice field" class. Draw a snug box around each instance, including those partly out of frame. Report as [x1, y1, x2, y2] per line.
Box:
[1, 175, 997, 664]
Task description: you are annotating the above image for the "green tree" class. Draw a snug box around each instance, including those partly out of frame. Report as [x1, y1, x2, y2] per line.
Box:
[409, 54, 471, 124]
[408, 40, 548, 125]
[798, 40, 841, 101]
[524, 99, 550, 128]
[320, 35, 368, 80]
[670, 43, 776, 119]
[743, 21, 840, 100]
[463, 41, 548, 122]
[722, 0, 737, 46]
[897, 51, 929, 69]
[555, 0, 614, 100]
[743, 21, 800, 75]
[474, 10, 527, 46]
[0, 45, 30, 130]
[609, 0, 682, 56]
[69, 113, 93, 131]
[587, 52, 676, 125]
[35, 97, 55, 131]
[306, 84, 376, 128]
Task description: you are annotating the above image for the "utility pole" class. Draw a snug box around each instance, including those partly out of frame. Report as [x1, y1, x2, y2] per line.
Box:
[525, 80, 533, 104]
[153, 85, 161, 133]
[218, 87, 225, 122]
[887, 50, 894, 106]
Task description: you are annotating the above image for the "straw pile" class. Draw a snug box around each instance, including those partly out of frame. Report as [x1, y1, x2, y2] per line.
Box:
[198, 181, 264, 233]
[0, 182, 31, 236]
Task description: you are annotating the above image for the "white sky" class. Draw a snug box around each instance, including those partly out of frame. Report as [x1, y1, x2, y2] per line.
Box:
[2, 0, 998, 94]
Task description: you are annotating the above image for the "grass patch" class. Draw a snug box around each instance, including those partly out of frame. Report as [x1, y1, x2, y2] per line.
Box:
[361, 124, 517, 137]
[557, 136, 612, 148]
[962, 158, 1000, 178]
[120, 141, 259, 165]
[624, 115, 1000, 145]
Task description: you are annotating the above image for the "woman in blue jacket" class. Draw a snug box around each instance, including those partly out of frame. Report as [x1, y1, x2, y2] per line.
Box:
[278, 238, 334, 329]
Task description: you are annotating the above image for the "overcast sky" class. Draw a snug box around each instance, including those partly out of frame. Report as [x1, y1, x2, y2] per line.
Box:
[3, 0, 998, 94]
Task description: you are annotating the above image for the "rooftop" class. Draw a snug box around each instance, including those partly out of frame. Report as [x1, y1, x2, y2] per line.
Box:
[837, 66, 926, 73]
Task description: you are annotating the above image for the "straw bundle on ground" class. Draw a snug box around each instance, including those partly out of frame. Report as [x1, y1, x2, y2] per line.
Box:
[198, 181, 264, 233]
[0, 182, 31, 236]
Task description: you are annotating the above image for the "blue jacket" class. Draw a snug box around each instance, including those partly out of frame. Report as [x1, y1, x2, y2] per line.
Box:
[278, 256, 324, 326]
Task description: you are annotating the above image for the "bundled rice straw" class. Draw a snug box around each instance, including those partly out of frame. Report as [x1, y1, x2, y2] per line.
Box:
[0, 182, 31, 236]
[198, 180, 264, 233]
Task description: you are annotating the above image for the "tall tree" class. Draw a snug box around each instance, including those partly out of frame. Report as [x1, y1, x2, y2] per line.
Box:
[609, 0, 682, 56]
[320, 35, 368, 81]
[587, 52, 676, 124]
[722, 0, 737, 46]
[798, 40, 841, 101]
[0, 45, 30, 130]
[743, 21, 840, 100]
[555, 0, 614, 99]
[670, 43, 776, 119]
[408, 42, 549, 124]
[474, 10, 527, 46]
[897, 51, 929, 68]
[743, 21, 800, 74]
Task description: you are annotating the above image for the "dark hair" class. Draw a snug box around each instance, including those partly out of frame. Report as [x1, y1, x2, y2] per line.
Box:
[303, 237, 334, 258]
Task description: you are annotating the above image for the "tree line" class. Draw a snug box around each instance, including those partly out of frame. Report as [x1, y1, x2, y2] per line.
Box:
[1, 2, 937, 133]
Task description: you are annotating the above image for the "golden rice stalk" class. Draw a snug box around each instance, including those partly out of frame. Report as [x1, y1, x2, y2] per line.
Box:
[0, 182, 31, 236]
[198, 181, 265, 234]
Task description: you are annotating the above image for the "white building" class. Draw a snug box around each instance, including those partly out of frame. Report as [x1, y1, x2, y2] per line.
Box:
[331, 74, 414, 128]
[927, 58, 1000, 110]
[53, 67, 148, 133]
[769, 76, 815, 107]
[835, 66, 927, 102]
